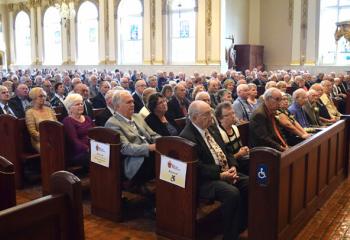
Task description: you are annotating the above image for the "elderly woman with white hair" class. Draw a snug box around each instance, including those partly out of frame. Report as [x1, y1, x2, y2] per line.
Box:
[25, 87, 57, 152]
[63, 93, 93, 167]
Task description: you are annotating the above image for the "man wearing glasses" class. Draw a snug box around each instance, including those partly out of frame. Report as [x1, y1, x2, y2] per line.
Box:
[249, 88, 289, 152]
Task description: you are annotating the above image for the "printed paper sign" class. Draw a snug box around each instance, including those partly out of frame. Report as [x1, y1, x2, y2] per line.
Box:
[90, 140, 110, 168]
[159, 155, 187, 188]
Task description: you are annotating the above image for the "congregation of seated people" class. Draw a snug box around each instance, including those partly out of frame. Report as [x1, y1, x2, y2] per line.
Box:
[0, 67, 349, 240]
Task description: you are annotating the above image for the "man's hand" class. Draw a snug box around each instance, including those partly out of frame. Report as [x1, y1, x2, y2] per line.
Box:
[148, 144, 156, 151]
[220, 167, 239, 184]
[235, 146, 249, 158]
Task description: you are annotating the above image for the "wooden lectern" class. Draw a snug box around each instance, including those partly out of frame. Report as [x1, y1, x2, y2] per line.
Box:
[234, 44, 264, 71]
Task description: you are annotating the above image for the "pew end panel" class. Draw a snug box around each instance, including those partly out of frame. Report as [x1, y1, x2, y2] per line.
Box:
[0, 156, 16, 210]
[237, 122, 249, 147]
[174, 117, 187, 132]
[88, 127, 122, 222]
[40, 120, 66, 195]
[0, 171, 84, 240]
[249, 147, 281, 240]
[155, 136, 198, 240]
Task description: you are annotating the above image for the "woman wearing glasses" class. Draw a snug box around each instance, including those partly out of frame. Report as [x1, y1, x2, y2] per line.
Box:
[25, 87, 57, 152]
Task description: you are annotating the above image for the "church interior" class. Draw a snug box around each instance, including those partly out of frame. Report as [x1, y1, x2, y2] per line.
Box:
[1, 0, 350, 239]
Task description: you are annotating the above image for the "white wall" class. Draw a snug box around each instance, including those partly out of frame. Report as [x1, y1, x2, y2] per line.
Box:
[225, 0, 249, 45]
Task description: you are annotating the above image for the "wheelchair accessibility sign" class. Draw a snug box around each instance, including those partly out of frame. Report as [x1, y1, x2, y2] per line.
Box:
[256, 164, 268, 186]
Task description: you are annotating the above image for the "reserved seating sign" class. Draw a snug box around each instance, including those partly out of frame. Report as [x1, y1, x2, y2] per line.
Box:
[90, 140, 110, 167]
[159, 155, 187, 188]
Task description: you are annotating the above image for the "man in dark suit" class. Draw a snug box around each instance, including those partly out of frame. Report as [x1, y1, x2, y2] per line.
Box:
[74, 83, 93, 119]
[250, 88, 289, 151]
[0, 85, 20, 117]
[166, 83, 190, 123]
[132, 79, 147, 113]
[50, 82, 65, 107]
[9, 83, 30, 118]
[95, 90, 115, 126]
[91, 80, 111, 109]
[180, 100, 248, 240]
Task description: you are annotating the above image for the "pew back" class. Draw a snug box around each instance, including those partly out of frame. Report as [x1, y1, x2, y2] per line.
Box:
[249, 118, 349, 240]
[156, 136, 199, 240]
[0, 171, 84, 240]
[88, 127, 122, 221]
[0, 156, 16, 210]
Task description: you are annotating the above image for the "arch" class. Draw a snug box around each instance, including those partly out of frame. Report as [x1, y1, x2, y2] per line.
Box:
[77, 0, 99, 64]
[117, 0, 143, 64]
[167, 0, 196, 64]
[43, 7, 62, 65]
[15, 11, 31, 65]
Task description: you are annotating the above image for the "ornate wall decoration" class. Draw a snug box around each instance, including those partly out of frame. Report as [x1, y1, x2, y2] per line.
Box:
[288, 0, 293, 26]
[301, 0, 308, 39]
[206, 0, 211, 36]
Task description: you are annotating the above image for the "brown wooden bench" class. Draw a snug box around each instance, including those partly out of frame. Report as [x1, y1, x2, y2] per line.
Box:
[53, 106, 65, 122]
[248, 117, 350, 239]
[0, 156, 16, 210]
[0, 115, 40, 188]
[88, 127, 123, 221]
[92, 108, 105, 119]
[0, 170, 84, 240]
[174, 117, 187, 132]
[237, 122, 249, 147]
[155, 136, 221, 240]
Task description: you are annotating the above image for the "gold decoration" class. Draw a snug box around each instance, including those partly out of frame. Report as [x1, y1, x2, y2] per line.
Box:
[301, 0, 308, 39]
[153, 60, 164, 65]
[335, 21, 350, 43]
[8, 4, 14, 12]
[290, 60, 300, 65]
[206, 0, 212, 36]
[288, 0, 293, 26]
[196, 60, 207, 65]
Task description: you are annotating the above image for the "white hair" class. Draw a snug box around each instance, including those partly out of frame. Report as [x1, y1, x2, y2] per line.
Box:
[63, 93, 83, 112]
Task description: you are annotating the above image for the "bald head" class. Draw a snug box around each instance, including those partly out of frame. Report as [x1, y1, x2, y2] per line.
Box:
[188, 100, 212, 130]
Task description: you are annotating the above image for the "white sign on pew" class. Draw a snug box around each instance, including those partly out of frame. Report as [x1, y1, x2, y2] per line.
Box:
[90, 140, 110, 168]
[159, 155, 187, 188]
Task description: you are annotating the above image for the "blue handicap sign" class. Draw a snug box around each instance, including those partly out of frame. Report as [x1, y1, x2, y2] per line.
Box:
[256, 164, 268, 186]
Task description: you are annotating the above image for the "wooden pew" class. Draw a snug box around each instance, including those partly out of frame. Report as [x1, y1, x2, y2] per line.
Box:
[0, 156, 16, 210]
[345, 90, 350, 114]
[237, 122, 249, 147]
[0, 115, 40, 188]
[88, 127, 123, 221]
[39, 120, 66, 194]
[155, 136, 221, 240]
[0, 171, 84, 240]
[248, 118, 350, 240]
[174, 117, 187, 132]
[92, 108, 105, 119]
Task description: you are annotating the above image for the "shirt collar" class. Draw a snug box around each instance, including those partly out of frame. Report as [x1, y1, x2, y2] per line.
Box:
[115, 111, 134, 124]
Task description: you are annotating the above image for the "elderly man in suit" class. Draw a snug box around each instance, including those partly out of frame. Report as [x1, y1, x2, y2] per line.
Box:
[166, 83, 190, 122]
[180, 100, 248, 240]
[105, 90, 160, 187]
[0, 85, 20, 117]
[303, 89, 323, 127]
[91, 80, 111, 109]
[9, 83, 30, 118]
[250, 88, 289, 151]
[132, 79, 147, 113]
[95, 89, 115, 126]
[288, 89, 310, 128]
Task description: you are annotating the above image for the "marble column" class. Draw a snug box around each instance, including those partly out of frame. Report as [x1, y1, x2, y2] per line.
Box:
[98, 0, 106, 64]
[108, 0, 116, 64]
[196, 0, 206, 64]
[30, 6, 37, 64]
[143, 0, 151, 64]
[291, 0, 302, 65]
[36, 4, 43, 64]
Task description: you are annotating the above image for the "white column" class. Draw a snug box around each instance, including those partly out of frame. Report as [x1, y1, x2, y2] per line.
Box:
[154, 0, 163, 64]
[99, 0, 106, 63]
[196, 0, 206, 64]
[248, 0, 261, 44]
[305, 0, 316, 66]
[108, 0, 116, 63]
[291, 0, 302, 65]
[209, 0, 220, 64]
[69, 2, 76, 64]
[30, 6, 37, 65]
[143, 0, 152, 64]
[36, 6, 43, 64]
[9, 11, 15, 65]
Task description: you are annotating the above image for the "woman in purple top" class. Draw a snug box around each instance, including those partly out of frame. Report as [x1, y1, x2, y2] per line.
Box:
[63, 93, 93, 167]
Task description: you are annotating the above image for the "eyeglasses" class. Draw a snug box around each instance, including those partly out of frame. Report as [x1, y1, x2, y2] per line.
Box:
[37, 95, 47, 98]
[270, 97, 282, 102]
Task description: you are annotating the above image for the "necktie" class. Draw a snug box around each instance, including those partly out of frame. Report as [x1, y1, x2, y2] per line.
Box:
[3, 104, 12, 116]
[271, 116, 288, 148]
[204, 129, 229, 171]
[180, 102, 187, 116]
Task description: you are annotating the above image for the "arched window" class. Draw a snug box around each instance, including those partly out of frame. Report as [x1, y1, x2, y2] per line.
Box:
[319, 0, 350, 65]
[44, 7, 62, 65]
[15, 11, 31, 65]
[77, 1, 98, 64]
[117, 0, 143, 64]
[168, 0, 196, 64]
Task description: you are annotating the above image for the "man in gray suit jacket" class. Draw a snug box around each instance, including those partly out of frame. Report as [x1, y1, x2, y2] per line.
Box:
[105, 90, 160, 185]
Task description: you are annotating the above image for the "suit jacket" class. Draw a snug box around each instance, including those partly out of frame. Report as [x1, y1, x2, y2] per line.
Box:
[91, 92, 107, 109]
[303, 101, 322, 126]
[95, 107, 113, 126]
[179, 122, 237, 183]
[50, 95, 65, 108]
[144, 112, 178, 136]
[249, 104, 285, 151]
[132, 92, 144, 113]
[0, 102, 21, 117]
[165, 96, 190, 122]
[8, 96, 29, 119]
[105, 113, 160, 179]
[83, 100, 94, 119]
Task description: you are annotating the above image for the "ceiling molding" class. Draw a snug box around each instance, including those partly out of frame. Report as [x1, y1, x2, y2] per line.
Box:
[0, 0, 27, 4]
